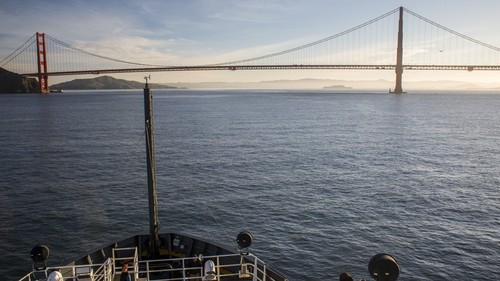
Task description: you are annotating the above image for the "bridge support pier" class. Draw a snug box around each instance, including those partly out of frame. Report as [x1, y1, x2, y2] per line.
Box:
[392, 7, 405, 94]
[36, 32, 49, 94]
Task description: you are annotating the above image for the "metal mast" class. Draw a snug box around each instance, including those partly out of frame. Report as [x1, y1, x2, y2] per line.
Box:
[144, 75, 160, 258]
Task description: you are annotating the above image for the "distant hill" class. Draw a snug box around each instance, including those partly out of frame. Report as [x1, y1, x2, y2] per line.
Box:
[0, 67, 39, 93]
[166, 78, 498, 91]
[50, 75, 178, 90]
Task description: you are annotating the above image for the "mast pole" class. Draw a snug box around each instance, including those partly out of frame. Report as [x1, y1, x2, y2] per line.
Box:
[144, 75, 160, 258]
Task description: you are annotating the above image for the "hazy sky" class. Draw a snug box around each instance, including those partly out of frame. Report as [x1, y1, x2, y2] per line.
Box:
[2, 0, 500, 84]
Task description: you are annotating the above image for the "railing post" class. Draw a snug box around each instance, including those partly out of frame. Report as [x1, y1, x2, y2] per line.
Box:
[393, 7, 405, 94]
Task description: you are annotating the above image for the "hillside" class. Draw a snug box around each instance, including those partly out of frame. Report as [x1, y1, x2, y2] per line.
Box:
[50, 76, 178, 90]
[0, 67, 39, 93]
[166, 78, 496, 90]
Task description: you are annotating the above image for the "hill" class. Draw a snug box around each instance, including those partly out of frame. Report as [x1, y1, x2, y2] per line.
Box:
[166, 78, 497, 90]
[0, 68, 39, 93]
[50, 76, 178, 90]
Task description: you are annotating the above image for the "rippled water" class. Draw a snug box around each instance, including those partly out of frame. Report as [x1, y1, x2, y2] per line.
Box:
[0, 90, 499, 280]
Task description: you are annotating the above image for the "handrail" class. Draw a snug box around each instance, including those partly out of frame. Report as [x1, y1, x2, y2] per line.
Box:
[19, 252, 271, 281]
[112, 247, 139, 281]
[135, 253, 268, 281]
[18, 260, 113, 281]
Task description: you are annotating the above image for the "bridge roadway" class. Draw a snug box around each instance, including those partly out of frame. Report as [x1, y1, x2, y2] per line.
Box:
[21, 64, 500, 77]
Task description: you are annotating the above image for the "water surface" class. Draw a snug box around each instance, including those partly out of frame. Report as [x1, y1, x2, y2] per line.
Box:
[0, 90, 498, 280]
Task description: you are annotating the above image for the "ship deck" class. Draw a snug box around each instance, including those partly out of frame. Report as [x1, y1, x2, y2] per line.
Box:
[21, 250, 275, 281]
[19, 232, 288, 281]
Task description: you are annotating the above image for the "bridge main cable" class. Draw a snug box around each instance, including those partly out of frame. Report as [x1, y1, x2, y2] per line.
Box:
[210, 7, 401, 66]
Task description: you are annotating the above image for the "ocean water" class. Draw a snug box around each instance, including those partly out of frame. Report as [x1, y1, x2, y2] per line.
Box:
[0, 90, 498, 280]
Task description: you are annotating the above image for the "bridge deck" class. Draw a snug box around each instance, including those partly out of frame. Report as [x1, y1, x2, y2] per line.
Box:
[21, 64, 500, 77]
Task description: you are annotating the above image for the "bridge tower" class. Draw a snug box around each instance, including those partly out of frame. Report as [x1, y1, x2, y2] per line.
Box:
[393, 7, 404, 94]
[36, 32, 49, 94]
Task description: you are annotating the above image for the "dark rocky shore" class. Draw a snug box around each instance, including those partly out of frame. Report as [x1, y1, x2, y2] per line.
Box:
[0, 68, 39, 93]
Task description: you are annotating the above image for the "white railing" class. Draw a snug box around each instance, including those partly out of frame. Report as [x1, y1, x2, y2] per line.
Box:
[18, 259, 113, 281]
[18, 251, 271, 281]
[113, 247, 139, 281]
[136, 253, 268, 281]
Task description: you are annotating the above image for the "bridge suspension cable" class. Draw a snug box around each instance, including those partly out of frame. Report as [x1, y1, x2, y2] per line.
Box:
[44, 34, 163, 68]
[1, 33, 166, 76]
[2, 6, 500, 78]
[212, 7, 401, 66]
[404, 8, 500, 53]
[402, 8, 500, 67]
[0, 34, 37, 74]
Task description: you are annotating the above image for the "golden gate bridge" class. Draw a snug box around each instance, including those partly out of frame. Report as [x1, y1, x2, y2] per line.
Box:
[2, 7, 500, 93]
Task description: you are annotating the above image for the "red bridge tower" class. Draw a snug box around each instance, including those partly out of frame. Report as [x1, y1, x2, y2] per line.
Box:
[36, 32, 49, 94]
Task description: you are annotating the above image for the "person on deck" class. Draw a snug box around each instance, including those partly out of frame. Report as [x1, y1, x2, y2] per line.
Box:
[120, 264, 131, 281]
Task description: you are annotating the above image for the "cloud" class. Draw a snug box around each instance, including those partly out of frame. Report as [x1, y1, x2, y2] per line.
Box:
[69, 35, 197, 66]
[204, 0, 296, 23]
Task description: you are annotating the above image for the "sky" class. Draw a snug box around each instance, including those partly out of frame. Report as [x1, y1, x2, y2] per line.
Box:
[2, 0, 500, 85]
